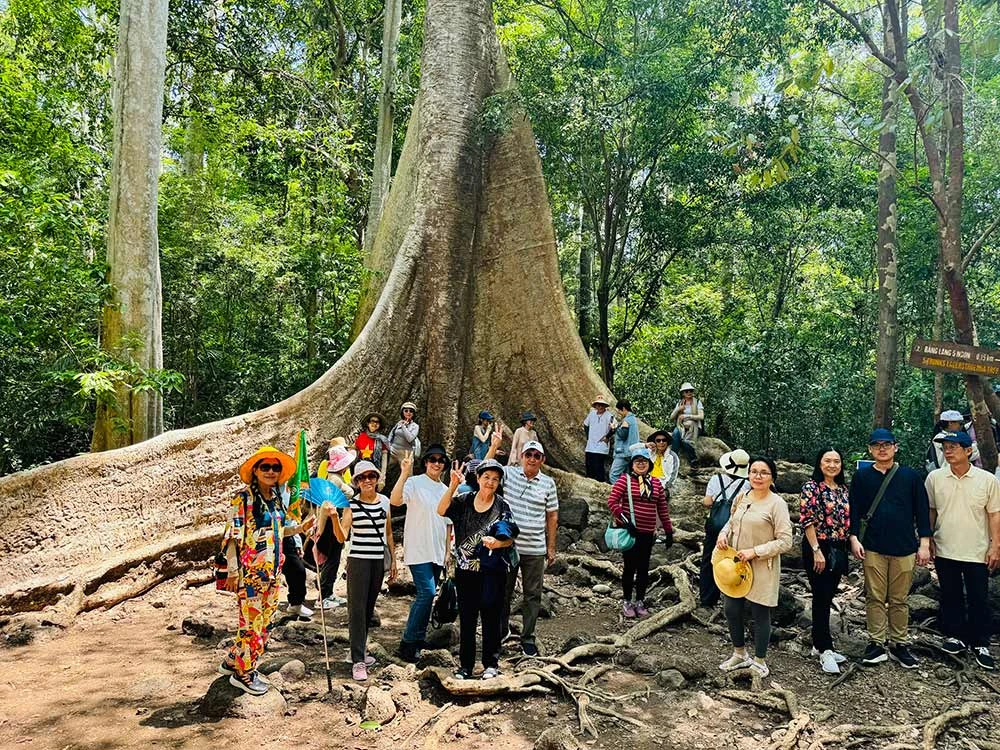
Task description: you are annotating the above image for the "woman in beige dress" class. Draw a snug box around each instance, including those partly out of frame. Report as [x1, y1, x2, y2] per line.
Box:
[715, 456, 793, 678]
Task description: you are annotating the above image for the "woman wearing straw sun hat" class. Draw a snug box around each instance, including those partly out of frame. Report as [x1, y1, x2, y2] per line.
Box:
[217, 446, 314, 695]
[714, 456, 792, 679]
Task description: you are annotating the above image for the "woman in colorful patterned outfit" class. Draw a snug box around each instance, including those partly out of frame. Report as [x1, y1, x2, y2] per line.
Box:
[218, 446, 314, 695]
[800, 447, 851, 674]
[607, 446, 673, 619]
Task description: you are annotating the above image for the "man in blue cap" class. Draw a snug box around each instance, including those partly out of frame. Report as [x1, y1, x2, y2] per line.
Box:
[925, 431, 1000, 670]
[849, 428, 932, 668]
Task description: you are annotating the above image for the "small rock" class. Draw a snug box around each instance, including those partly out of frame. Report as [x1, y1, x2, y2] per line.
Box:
[535, 726, 584, 750]
[424, 624, 459, 649]
[278, 659, 306, 682]
[574, 541, 599, 555]
[363, 686, 397, 724]
[617, 648, 639, 666]
[564, 567, 593, 587]
[591, 584, 612, 595]
[695, 691, 719, 712]
[417, 649, 455, 668]
[181, 617, 220, 639]
[387, 579, 417, 596]
[656, 669, 686, 689]
[631, 653, 662, 674]
[658, 655, 706, 678]
[907, 594, 937, 622]
[390, 682, 420, 712]
[559, 497, 591, 530]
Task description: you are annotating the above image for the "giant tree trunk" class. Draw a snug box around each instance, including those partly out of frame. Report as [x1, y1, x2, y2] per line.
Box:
[91, 0, 168, 451]
[872, 5, 899, 429]
[0, 0, 608, 614]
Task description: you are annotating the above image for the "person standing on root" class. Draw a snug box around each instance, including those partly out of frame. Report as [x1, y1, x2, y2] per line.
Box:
[583, 396, 614, 482]
[716, 457, 793, 679]
[925, 431, 1000, 671]
[331, 460, 397, 681]
[646, 430, 680, 489]
[508, 412, 538, 465]
[609, 400, 640, 484]
[307, 443, 355, 610]
[470, 410, 496, 460]
[799, 447, 851, 674]
[218, 446, 314, 695]
[669, 382, 703, 463]
[388, 402, 421, 464]
[352, 413, 390, 490]
[437, 459, 518, 680]
[485, 431, 558, 657]
[700, 449, 750, 608]
[607, 445, 673, 619]
[391, 444, 453, 663]
[849, 428, 932, 669]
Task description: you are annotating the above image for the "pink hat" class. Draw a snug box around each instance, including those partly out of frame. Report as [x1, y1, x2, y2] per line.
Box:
[327, 444, 356, 474]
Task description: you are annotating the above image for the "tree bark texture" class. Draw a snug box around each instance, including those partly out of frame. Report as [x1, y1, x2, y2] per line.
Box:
[872, 3, 899, 429]
[0, 0, 608, 613]
[363, 0, 402, 255]
[91, 0, 168, 451]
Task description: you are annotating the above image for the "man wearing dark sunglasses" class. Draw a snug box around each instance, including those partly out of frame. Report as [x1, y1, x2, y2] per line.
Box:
[485, 430, 558, 657]
[390, 443, 453, 662]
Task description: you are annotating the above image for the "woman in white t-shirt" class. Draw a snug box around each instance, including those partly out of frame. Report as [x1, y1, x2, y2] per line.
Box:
[332, 460, 396, 681]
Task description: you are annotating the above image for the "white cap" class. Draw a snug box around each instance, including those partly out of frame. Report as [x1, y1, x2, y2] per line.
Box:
[939, 409, 963, 422]
[523, 440, 545, 455]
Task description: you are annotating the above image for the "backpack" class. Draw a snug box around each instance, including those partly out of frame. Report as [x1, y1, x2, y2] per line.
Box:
[707, 475, 747, 534]
[431, 577, 458, 628]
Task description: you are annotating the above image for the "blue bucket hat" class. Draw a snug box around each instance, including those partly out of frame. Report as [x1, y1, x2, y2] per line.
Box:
[478, 410, 494, 421]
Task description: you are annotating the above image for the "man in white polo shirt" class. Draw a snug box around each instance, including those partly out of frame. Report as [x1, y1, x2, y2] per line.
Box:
[925, 431, 1000, 671]
[485, 431, 558, 656]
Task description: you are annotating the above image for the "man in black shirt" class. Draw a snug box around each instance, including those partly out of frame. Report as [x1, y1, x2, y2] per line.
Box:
[849, 428, 932, 668]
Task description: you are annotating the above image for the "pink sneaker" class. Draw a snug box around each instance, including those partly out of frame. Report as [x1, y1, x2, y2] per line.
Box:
[634, 601, 649, 618]
[352, 662, 368, 681]
[364, 654, 376, 667]
[622, 600, 637, 619]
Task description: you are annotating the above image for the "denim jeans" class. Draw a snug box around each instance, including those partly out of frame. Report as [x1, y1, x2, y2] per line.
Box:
[609, 455, 630, 484]
[402, 562, 442, 645]
[672, 427, 696, 461]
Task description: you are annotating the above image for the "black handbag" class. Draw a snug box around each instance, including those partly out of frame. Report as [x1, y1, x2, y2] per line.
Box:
[432, 577, 459, 627]
[708, 477, 747, 533]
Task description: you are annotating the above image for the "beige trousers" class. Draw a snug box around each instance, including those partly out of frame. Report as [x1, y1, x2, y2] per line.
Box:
[863, 550, 915, 644]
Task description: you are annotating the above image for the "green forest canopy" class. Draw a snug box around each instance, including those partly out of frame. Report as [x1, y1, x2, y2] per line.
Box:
[2, 0, 1000, 475]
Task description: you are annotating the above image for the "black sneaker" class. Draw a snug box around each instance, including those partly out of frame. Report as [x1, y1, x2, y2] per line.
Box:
[862, 642, 888, 664]
[217, 659, 237, 676]
[972, 647, 996, 671]
[521, 642, 540, 657]
[888, 643, 918, 669]
[941, 638, 966, 654]
[396, 641, 419, 664]
[229, 671, 269, 696]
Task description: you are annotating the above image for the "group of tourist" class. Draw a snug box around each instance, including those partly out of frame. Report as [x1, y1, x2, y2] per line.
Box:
[215, 393, 1000, 700]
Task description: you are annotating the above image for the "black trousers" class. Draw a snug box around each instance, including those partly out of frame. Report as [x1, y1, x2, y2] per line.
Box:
[456, 568, 506, 672]
[803, 540, 847, 652]
[303, 524, 344, 599]
[585, 452, 607, 482]
[281, 537, 307, 606]
[936, 556, 991, 647]
[700, 523, 721, 607]
[723, 595, 772, 659]
[622, 532, 655, 602]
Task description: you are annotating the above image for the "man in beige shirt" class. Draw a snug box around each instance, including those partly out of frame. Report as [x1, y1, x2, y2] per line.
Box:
[925, 431, 1000, 671]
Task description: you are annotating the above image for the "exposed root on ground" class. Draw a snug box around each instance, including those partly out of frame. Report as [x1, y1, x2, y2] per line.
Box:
[422, 701, 497, 750]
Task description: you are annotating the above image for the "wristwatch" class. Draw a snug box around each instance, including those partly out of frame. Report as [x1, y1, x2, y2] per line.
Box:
[811, 544, 821, 552]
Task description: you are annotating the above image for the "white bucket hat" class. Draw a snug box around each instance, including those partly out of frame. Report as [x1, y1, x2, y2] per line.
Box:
[719, 448, 750, 478]
[679, 382, 696, 393]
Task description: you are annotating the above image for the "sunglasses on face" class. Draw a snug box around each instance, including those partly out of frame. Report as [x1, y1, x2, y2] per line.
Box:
[257, 462, 282, 473]
[654, 438, 668, 443]
[402, 408, 415, 413]
[356, 473, 379, 482]
[523, 451, 543, 460]
[425, 457, 446, 464]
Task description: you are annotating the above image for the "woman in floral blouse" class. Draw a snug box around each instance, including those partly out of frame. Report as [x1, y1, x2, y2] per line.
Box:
[799, 447, 851, 675]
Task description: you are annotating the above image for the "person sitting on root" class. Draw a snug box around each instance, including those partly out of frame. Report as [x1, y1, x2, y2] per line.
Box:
[331, 460, 397, 681]
[351, 412, 390, 489]
[391, 444, 453, 662]
[669, 382, 704, 463]
[388, 401, 421, 462]
[437, 458, 518, 681]
[646, 430, 680, 488]
[715, 457, 792, 679]
[508, 411, 538, 465]
[218, 446, 314, 695]
[607, 445, 673, 619]
[800, 447, 851, 674]
[470, 410, 496, 460]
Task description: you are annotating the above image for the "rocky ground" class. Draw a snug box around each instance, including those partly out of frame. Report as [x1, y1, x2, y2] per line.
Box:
[2, 459, 999, 749]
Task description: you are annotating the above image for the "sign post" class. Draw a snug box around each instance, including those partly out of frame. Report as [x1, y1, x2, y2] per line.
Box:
[907, 339, 1000, 378]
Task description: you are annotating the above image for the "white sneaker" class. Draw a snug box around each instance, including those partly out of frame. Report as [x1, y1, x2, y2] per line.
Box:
[288, 603, 314, 618]
[811, 647, 847, 664]
[321, 596, 341, 610]
[719, 653, 752, 672]
[819, 649, 841, 674]
[333, 595, 347, 605]
[749, 659, 770, 679]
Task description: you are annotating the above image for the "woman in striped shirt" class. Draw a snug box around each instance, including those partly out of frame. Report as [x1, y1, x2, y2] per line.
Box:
[332, 460, 397, 681]
[607, 446, 673, 619]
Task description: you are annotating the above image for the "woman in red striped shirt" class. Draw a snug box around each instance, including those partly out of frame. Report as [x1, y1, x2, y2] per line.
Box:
[607, 446, 674, 618]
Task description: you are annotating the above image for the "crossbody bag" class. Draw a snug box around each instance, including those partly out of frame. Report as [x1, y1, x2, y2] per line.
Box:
[858, 463, 899, 544]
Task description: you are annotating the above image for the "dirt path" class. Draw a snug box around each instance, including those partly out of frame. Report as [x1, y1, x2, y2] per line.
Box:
[3, 566, 999, 749]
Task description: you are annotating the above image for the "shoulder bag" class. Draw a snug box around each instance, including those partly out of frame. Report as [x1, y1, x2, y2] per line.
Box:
[858, 463, 899, 544]
[605, 479, 637, 552]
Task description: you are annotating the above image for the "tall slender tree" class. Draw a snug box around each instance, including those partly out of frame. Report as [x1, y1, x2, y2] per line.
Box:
[91, 0, 169, 451]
